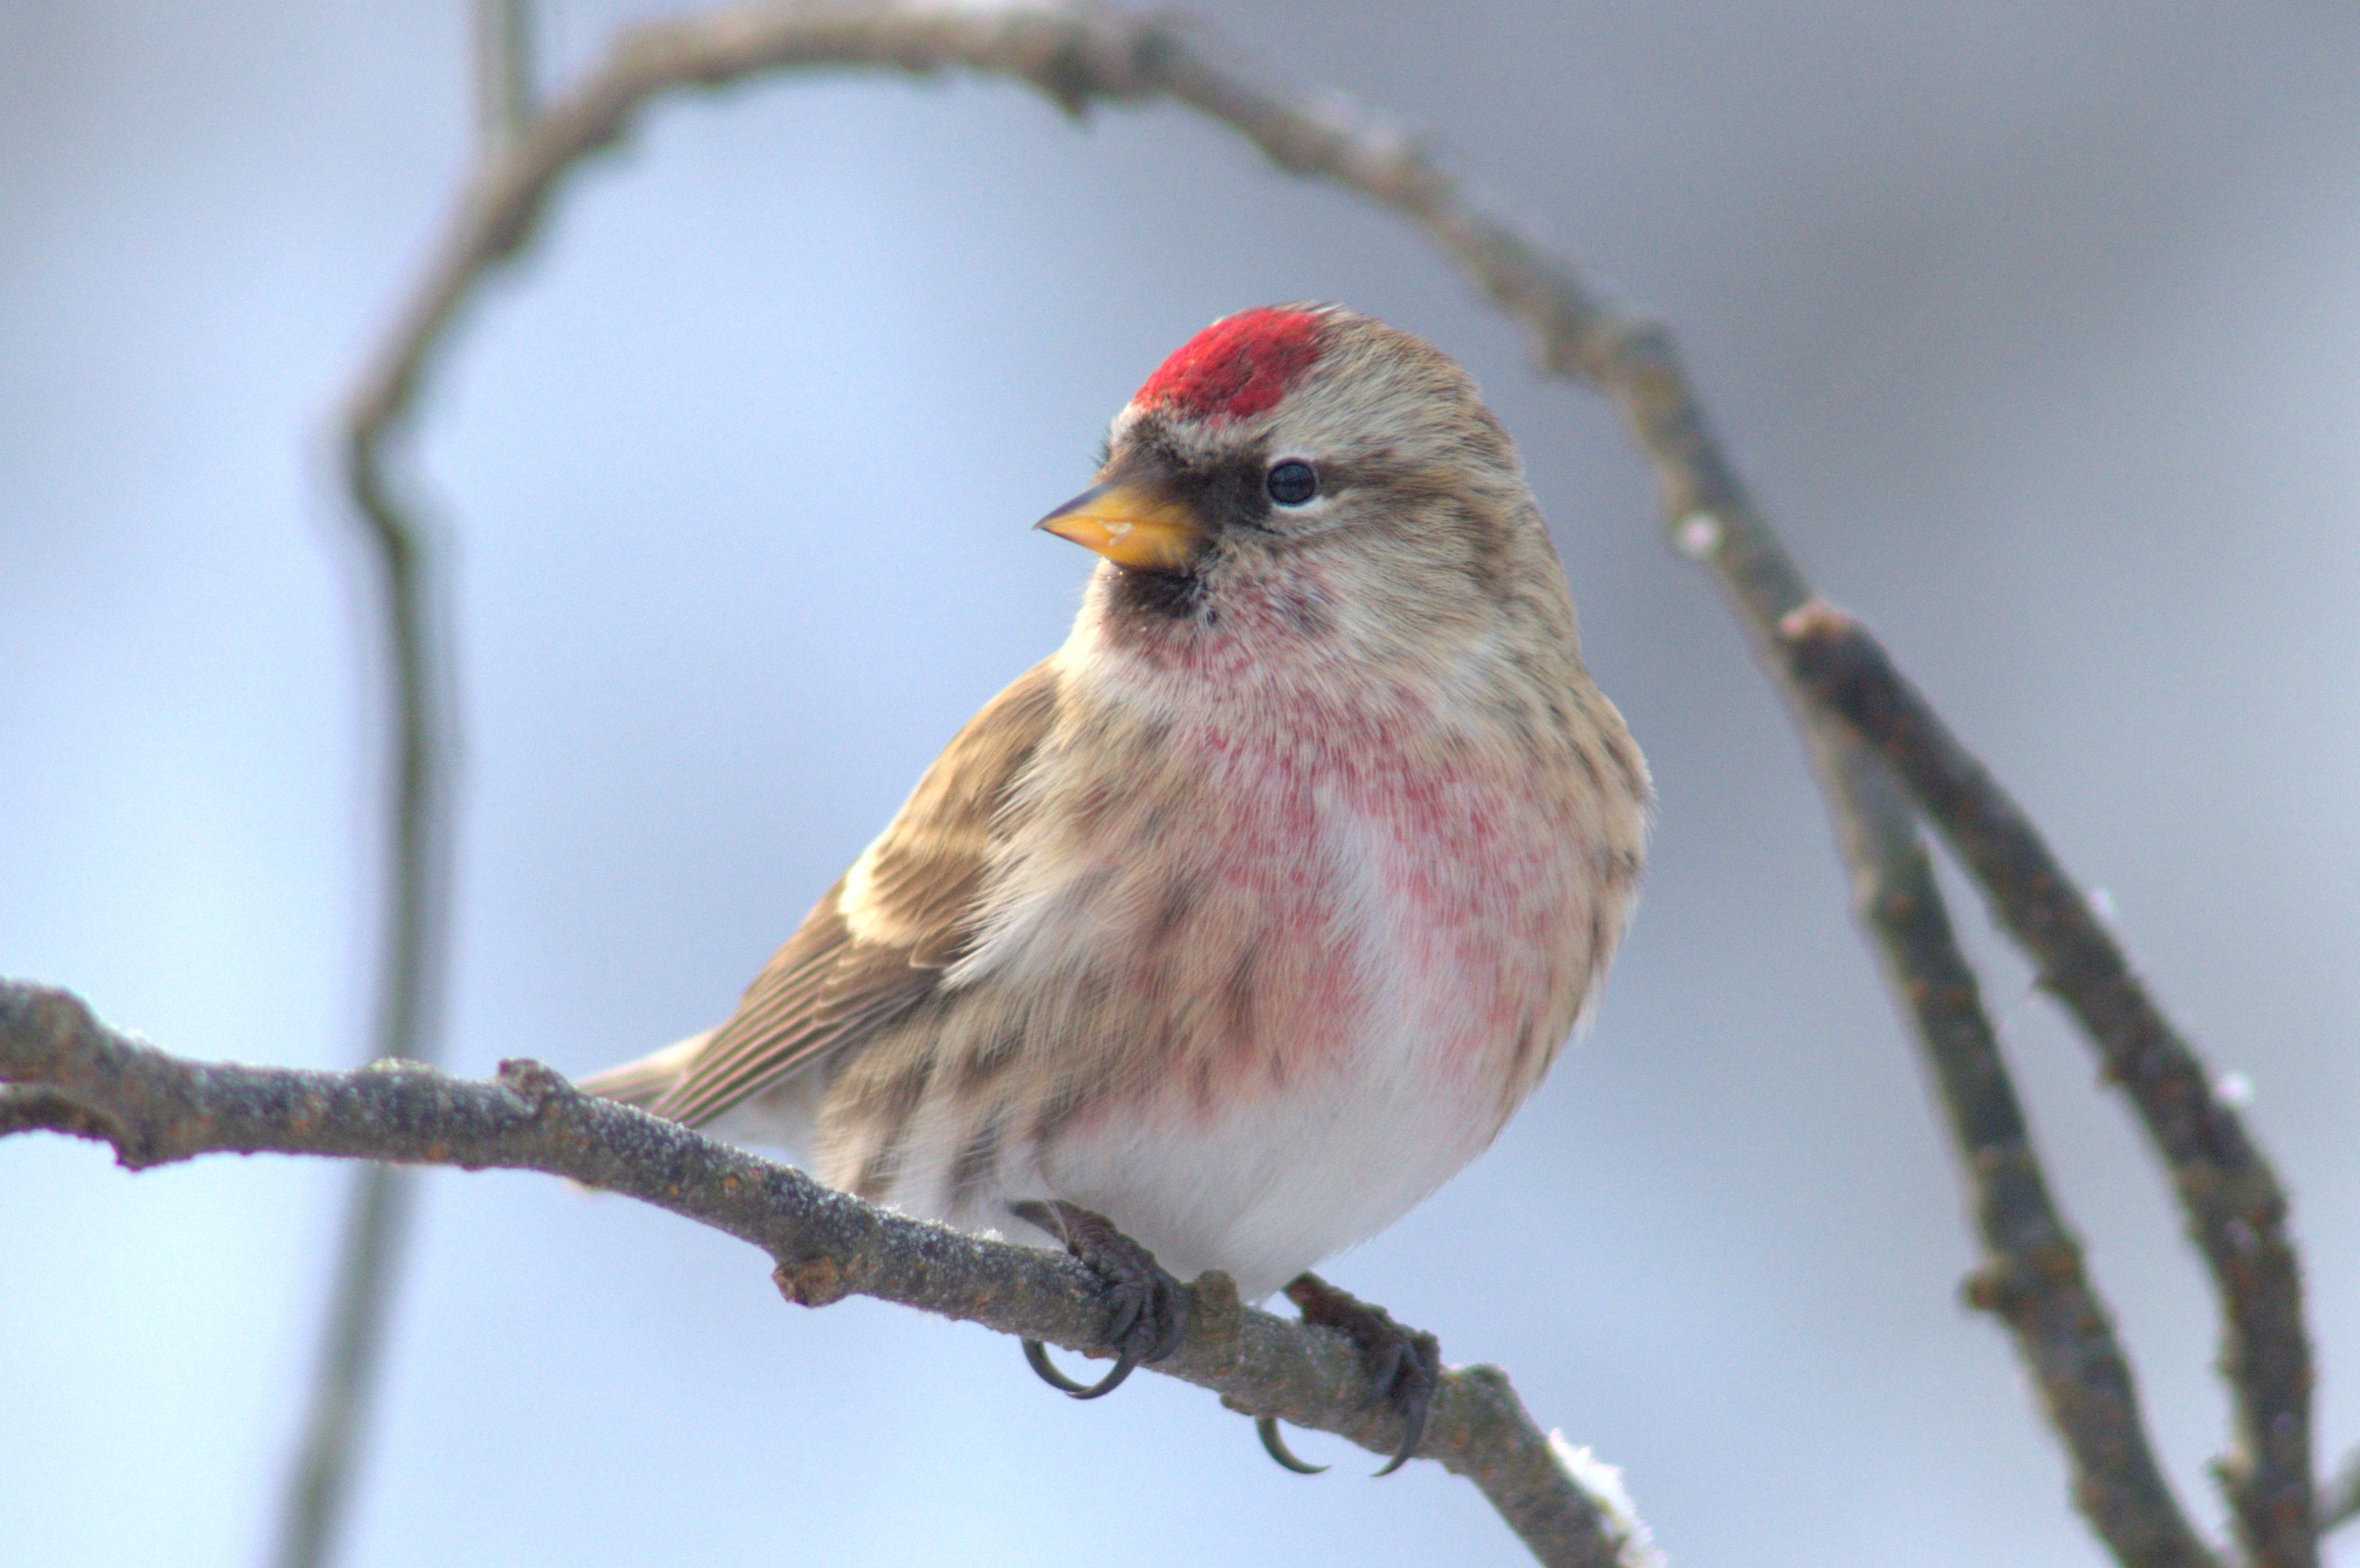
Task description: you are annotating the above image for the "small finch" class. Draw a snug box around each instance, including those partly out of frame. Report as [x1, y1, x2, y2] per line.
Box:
[585, 304, 1649, 1470]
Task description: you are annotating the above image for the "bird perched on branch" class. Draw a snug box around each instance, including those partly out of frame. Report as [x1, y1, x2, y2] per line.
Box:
[584, 304, 1648, 1473]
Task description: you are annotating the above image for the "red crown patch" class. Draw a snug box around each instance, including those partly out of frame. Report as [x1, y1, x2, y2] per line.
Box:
[1134, 308, 1324, 424]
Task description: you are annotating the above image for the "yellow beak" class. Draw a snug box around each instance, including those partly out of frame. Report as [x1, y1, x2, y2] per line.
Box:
[1035, 481, 1205, 572]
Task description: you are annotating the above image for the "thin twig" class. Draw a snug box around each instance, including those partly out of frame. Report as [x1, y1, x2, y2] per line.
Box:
[2, 981, 1643, 1568]
[303, 4, 2240, 1562]
[268, 358, 456, 1568]
[1605, 330, 2231, 1562]
[1832, 789, 2218, 1566]
[269, 9, 535, 1565]
[1782, 600, 2315, 1568]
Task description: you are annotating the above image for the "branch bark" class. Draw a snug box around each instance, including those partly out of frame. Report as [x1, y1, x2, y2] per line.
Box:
[1782, 600, 2315, 1568]
[1, 980, 1647, 1568]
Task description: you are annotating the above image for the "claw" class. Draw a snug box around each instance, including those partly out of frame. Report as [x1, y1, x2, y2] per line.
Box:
[1151, 1291, 1188, 1362]
[1372, 1394, 1427, 1477]
[1104, 1291, 1141, 1348]
[1256, 1415, 1329, 1474]
[1008, 1200, 1185, 1404]
[1021, 1336, 1139, 1400]
[1282, 1271, 1441, 1478]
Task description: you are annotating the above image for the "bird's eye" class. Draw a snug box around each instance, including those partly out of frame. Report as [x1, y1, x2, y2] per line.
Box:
[1265, 459, 1319, 506]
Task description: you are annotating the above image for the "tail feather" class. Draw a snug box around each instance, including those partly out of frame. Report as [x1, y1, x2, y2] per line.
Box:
[575, 1029, 715, 1112]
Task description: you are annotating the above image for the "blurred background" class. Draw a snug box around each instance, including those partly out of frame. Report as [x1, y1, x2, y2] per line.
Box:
[4, 2, 2358, 1564]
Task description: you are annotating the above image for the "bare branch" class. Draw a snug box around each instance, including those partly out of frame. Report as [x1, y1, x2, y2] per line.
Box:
[269, 1158, 419, 1568]
[268, 433, 451, 1560]
[1830, 804, 2219, 1566]
[1594, 225, 2226, 1568]
[1782, 600, 2315, 1568]
[2, 981, 1645, 1568]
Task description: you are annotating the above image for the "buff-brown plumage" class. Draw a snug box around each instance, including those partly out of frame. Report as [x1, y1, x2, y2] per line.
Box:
[585, 305, 1649, 1300]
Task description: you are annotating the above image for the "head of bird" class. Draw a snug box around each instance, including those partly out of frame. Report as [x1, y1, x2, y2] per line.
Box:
[1039, 304, 1575, 680]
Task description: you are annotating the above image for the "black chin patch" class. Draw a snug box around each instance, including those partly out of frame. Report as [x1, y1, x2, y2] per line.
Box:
[1112, 565, 1208, 622]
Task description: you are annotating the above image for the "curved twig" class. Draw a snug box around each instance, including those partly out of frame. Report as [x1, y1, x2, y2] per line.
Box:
[274, 11, 543, 1566]
[2, 980, 1640, 1568]
[1815, 784, 2216, 1566]
[271, 205, 461, 1568]
[1782, 600, 2314, 1568]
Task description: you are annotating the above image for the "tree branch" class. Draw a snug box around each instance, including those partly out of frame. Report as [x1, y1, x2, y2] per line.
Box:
[270, 270, 457, 1568]
[1828, 797, 2219, 1567]
[1782, 600, 2315, 1568]
[2, 981, 1649, 1568]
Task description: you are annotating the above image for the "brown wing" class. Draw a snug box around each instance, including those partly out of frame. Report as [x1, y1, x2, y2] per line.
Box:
[648, 661, 1062, 1127]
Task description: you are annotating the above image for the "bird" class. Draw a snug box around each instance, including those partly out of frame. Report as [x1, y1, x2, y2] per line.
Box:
[582, 303, 1649, 1474]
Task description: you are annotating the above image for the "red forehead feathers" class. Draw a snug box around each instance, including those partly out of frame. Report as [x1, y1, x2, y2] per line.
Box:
[1133, 308, 1324, 424]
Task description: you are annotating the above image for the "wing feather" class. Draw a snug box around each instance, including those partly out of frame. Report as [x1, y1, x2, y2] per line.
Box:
[649, 662, 1061, 1127]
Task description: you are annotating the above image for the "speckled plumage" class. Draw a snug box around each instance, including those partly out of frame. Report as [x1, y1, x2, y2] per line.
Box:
[585, 305, 1649, 1301]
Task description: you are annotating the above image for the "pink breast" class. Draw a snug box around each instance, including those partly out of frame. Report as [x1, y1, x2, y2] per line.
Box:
[1141, 697, 1579, 1109]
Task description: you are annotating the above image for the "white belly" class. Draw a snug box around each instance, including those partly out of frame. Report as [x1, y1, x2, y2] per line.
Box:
[1023, 1024, 1498, 1301]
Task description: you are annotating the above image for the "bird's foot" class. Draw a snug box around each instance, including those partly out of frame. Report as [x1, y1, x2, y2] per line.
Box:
[1010, 1199, 1189, 1400]
[1263, 1272, 1442, 1478]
